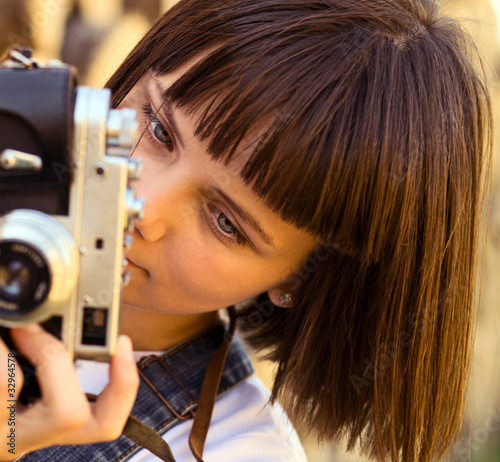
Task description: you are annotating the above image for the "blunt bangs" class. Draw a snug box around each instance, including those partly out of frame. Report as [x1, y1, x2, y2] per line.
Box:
[144, 0, 473, 264]
[159, 32, 351, 240]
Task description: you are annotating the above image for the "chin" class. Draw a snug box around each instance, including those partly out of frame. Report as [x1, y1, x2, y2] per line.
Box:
[120, 292, 185, 315]
[121, 301, 164, 313]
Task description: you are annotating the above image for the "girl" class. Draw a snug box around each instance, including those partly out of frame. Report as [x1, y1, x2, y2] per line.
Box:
[0, 0, 492, 461]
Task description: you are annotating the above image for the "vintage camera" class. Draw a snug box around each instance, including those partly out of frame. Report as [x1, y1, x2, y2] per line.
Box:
[0, 49, 144, 379]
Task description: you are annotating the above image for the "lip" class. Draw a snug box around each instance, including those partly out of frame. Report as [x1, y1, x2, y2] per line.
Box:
[126, 257, 143, 269]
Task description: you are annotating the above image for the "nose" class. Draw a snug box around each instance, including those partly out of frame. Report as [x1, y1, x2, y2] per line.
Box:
[132, 157, 194, 243]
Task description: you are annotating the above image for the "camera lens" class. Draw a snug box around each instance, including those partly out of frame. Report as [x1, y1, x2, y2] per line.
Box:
[0, 256, 33, 298]
[0, 242, 50, 316]
[0, 210, 78, 326]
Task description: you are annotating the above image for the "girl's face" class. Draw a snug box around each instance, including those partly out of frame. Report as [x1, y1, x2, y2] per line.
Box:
[119, 63, 317, 315]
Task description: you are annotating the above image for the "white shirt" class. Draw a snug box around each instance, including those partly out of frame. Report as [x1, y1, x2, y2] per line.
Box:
[75, 354, 308, 462]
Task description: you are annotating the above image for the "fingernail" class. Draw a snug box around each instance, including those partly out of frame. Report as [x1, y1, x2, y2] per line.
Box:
[117, 335, 134, 360]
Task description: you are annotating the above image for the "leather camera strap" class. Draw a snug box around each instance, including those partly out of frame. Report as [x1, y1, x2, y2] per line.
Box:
[83, 398, 178, 462]
[123, 415, 175, 462]
[87, 307, 237, 462]
[122, 414, 177, 462]
[188, 307, 236, 462]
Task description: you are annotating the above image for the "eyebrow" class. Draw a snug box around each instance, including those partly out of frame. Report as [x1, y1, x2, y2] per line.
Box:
[152, 78, 275, 249]
[154, 81, 185, 149]
[209, 186, 276, 248]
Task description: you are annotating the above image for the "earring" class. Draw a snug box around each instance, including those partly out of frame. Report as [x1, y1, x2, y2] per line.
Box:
[279, 293, 293, 307]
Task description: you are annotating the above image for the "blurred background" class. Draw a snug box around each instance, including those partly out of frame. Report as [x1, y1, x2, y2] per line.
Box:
[1, 0, 499, 461]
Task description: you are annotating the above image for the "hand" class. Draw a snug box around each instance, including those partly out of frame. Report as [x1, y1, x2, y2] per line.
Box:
[0, 324, 139, 461]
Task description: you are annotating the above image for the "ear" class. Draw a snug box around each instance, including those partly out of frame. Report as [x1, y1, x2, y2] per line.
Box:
[267, 286, 295, 308]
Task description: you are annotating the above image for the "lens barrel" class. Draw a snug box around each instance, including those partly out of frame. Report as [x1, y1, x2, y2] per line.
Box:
[0, 210, 79, 325]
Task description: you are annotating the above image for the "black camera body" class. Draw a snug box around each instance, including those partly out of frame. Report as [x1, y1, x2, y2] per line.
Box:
[0, 52, 75, 217]
[0, 50, 144, 373]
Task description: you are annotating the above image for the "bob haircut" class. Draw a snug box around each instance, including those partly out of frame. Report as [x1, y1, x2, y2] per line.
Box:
[107, 1, 492, 461]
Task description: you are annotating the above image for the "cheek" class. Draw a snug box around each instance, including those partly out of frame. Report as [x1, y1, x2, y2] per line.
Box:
[155, 236, 285, 304]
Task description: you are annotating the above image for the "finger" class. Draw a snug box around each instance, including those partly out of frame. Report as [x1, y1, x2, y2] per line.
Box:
[89, 335, 139, 441]
[10, 325, 89, 416]
[42, 335, 139, 445]
[9, 325, 91, 451]
[7, 332, 137, 450]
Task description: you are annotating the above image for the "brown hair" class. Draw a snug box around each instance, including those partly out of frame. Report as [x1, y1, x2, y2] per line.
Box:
[107, 1, 492, 460]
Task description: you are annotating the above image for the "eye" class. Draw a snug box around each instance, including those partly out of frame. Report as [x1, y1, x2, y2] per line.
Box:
[208, 205, 247, 247]
[152, 122, 171, 144]
[217, 212, 237, 234]
[141, 104, 174, 149]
